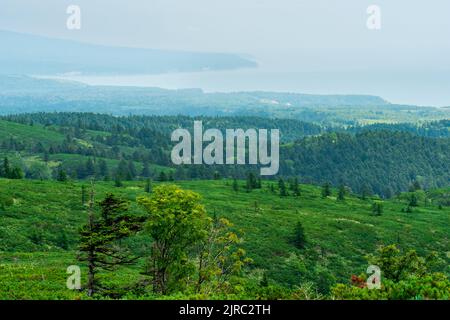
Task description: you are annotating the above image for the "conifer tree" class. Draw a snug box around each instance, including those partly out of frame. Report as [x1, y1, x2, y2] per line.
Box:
[57, 168, 68, 182]
[158, 171, 167, 182]
[291, 177, 301, 197]
[256, 177, 262, 189]
[114, 175, 123, 187]
[85, 158, 96, 177]
[246, 172, 257, 192]
[293, 221, 306, 249]
[1, 157, 11, 178]
[78, 188, 143, 296]
[371, 202, 383, 216]
[81, 185, 87, 205]
[145, 178, 152, 193]
[279, 178, 288, 197]
[360, 184, 372, 200]
[232, 178, 239, 193]
[409, 194, 419, 207]
[141, 161, 151, 177]
[337, 185, 346, 201]
[127, 160, 137, 180]
[322, 182, 332, 198]
[98, 159, 109, 178]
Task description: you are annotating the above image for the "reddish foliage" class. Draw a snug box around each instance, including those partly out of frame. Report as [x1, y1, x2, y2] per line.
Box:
[351, 275, 367, 288]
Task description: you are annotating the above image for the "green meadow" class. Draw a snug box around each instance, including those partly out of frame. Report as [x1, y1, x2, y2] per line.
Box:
[1, 178, 448, 299]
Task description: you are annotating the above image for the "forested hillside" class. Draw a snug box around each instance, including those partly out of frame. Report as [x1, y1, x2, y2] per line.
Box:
[346, 120, 450, 138]
[280, 131, 450, 197]
[1, 113, 449, 196]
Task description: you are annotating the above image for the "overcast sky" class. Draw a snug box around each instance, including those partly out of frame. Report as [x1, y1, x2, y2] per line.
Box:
[1, 0, 449, 69]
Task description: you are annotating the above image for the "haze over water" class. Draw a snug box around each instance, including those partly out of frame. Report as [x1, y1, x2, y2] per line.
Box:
[3, 0, 450, 107]
[49, 68, 450, 107]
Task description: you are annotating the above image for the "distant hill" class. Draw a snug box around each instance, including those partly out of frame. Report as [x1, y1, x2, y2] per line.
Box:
[0, 30, 257, 75]
[3, 75, 450, 125]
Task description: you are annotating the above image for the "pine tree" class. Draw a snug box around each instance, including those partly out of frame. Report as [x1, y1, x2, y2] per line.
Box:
[114, 175, 123, 187]
[254, 201, 260, 213]
[43, 151, 50, 163]
[158, 171, 167, 182]
[56, 231, 69, 250]
[85, 158, 96, 177]
[409, 194, 419, 207]
[246, 172, 257, 192]
[260, 272, 269, 287]
[279, 178, 288, 197]
[78, 189, 143, 296]
[256, 177, 262, 189]
[337, 185, 346, 201]
[127, 160, 137, 180]
[57, 168, 68, 182]
[360, 184, 372, 200]
[322, 182, 332, 198]
[1, 157, 11, 178]
[81, 185, 88, 205]
[141, 161, 151, 177]
[409, 180, 422, 192]
[232, 178, 239, 192]
[9, 167, 24, 179]
[291, 177, 300, 197]
[144, 178, 152, 193]
[98, 159, 109, 178]
[116, 160, 129, 181]
[371, 202, 383, 216]
[293, 221, 306, 249]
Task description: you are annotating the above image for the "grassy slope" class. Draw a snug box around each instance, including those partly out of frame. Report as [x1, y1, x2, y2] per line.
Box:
[0, 119, 173, 175]
[48, 153, 170, 173]
[0, 178, 448, 299]
[0, 120, 65, 145]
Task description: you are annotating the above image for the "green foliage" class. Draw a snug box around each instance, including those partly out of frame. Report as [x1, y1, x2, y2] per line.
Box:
[321, 182, 332, 198]
[137, 185, 210, 294]
[371, 202, 383, 216]
[337, 185, 346, 201]
[0, 179, 448, 299]
[196, 216, 252, 295]
[2, 113, 450, 195]
[290, 178, 301, 197]
[144, 178, 152, 193]
[409, 194, 419, 207]
[293, 221, 306, 249]
[332, 245, 449, 300]
[283, 131, 450, 197]
[0, 194, 14, 211]
[78, 192, 143, 296]
[0, 157, 23, 179]
[114, 175, 123, 187]
[278, 178, 288, 197]
[232, 178, 239, 193]
[245, 173, 258, 192]
[56, 168, 68, 182]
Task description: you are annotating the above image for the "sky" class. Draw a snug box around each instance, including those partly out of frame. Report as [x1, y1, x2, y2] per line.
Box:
[0, 0, 449, 105]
